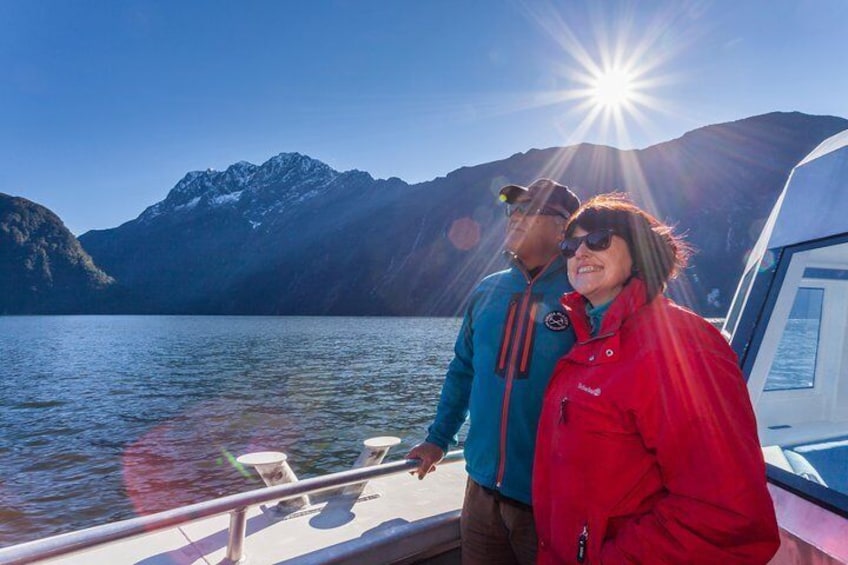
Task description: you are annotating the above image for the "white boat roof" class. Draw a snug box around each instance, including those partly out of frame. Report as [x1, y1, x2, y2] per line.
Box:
[748, 128, 848, 267]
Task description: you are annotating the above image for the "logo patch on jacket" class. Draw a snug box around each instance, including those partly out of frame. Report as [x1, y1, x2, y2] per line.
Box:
[544, 311, 570, 331]
[578, 382, 601, 396]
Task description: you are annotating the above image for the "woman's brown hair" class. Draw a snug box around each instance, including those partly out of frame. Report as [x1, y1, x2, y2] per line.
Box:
[565, 193, 691, 300]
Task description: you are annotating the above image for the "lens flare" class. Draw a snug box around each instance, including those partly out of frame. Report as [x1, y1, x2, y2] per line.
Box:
[502, 2, 697, 218]
[122, 399, 295, 516]
[221, 448, 253, 479]
[448, 217, 481, 251]
[590, 68, 635, 111]
[506, 1, 692, 163]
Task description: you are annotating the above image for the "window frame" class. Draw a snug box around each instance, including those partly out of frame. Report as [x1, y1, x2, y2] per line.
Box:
[735, 232, 848, 518]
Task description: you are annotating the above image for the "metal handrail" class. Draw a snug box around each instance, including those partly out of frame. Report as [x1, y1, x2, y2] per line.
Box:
[0, 450, 465, 565]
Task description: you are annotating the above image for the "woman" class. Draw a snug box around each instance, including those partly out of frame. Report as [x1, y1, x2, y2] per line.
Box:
[533, 194, 779, 564]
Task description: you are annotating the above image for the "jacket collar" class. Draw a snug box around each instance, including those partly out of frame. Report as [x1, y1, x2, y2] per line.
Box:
[508, 252, 567, 283]
[561, 277, 650, 343]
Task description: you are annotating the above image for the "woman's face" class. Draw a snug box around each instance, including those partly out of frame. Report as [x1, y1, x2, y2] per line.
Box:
[566, 226, 634, 307]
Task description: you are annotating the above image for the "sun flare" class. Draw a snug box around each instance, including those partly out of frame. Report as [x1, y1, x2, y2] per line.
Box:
[590, 67, 635, 111]
[501, 1, 680, 158]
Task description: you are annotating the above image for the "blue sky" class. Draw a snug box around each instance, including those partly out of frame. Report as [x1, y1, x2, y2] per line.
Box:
[2, 0, 847, 235]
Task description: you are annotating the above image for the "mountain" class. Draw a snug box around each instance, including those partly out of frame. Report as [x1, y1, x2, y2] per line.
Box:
[29, 112, 848, 316]
[79, 153, 410, 314]
[0, 194, 114, 314]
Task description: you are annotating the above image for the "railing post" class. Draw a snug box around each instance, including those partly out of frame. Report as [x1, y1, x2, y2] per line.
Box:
[225, 506, 248, 563]
[236, 451, 310, 509]
[343, 436, 401, 497]
[351, 436, 402, 468]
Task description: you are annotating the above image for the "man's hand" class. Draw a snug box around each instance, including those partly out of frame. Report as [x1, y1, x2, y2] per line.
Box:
[406, 441, 446, 480]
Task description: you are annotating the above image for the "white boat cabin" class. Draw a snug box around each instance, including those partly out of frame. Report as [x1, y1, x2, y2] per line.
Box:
[725, 128, 848, 562]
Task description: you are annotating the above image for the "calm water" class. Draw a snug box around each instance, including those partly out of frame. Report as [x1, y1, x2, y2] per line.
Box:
[765, 318, 819, 390]
[0, 316, 462, 546]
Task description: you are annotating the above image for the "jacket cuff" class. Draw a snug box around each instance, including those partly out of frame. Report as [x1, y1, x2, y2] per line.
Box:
[424, 433, 450, 453]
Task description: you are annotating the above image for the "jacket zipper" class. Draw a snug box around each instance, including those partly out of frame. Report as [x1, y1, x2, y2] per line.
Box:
[495, 258, 559, 487]
[577, 523, 589, 563]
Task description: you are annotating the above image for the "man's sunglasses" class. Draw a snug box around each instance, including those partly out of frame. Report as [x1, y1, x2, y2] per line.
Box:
[560, 229, 616, 258]
[504, 201, 566, 218]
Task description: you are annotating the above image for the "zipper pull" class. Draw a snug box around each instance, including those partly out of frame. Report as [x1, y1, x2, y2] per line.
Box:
[577, 523, 588, 563]
[559, 396, 569, 423]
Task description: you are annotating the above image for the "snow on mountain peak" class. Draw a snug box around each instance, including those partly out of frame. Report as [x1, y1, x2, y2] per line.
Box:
[259, 152, 333, 177]
[137, 152, 341, 223]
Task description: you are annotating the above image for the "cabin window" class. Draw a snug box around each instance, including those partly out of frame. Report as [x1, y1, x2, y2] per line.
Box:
[763, 287, 823, 391]
[751, 237, 848, 510]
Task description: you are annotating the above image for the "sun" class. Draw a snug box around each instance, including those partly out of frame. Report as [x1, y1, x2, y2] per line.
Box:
[499, 1, 680, 153]
[554, 54, 661, 147]
[590, 67, 636, 111]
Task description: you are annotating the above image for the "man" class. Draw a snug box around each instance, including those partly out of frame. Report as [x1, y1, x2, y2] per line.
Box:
[407, 178, 580, 565]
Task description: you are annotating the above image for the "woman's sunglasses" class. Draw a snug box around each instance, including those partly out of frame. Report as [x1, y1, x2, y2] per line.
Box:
[560, 229, 616, 258]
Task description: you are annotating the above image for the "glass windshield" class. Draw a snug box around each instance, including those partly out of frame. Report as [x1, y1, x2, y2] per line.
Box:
[751, 240, 848, 501]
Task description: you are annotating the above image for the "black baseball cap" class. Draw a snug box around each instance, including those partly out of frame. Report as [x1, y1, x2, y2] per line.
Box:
[498, 178, 580, 217]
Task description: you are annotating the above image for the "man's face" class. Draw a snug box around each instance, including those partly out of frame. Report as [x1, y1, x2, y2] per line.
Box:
[504, 195, 565, 260]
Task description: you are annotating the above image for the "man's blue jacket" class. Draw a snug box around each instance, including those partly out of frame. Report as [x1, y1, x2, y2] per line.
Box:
[426, 255, 576, 505]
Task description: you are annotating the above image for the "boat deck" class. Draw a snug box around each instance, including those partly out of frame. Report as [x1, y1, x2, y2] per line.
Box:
[40, 463, 468, 564]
